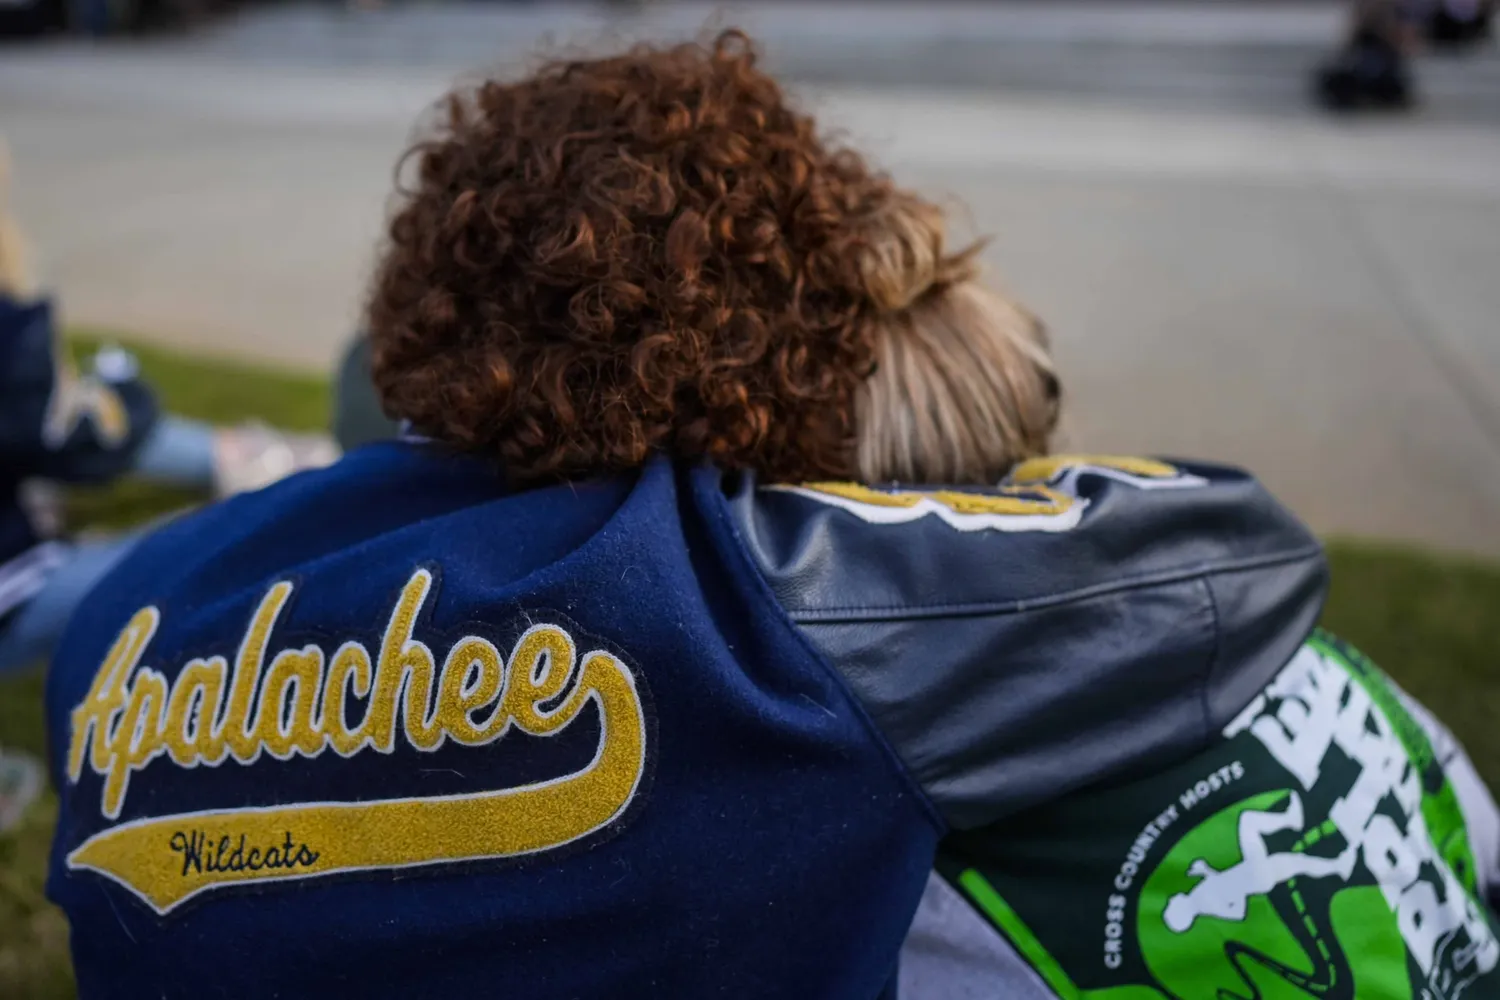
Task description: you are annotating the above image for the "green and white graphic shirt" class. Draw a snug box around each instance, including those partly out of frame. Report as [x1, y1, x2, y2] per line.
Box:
[903, 632, 1500, 1000]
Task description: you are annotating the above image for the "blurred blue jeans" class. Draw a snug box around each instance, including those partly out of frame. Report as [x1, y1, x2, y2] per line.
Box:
[0, 415, 215, 676]
[132, 414, 217, 484]
[0, 534, 142, 676]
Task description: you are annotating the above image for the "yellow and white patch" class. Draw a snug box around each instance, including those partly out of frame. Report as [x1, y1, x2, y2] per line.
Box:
[775, 457, 1203, 533]
[64, 568, 649, 915]
[1008, 455, 1208, 492]
[42, 353, 130, 451]
[770, 481, 1084, 533]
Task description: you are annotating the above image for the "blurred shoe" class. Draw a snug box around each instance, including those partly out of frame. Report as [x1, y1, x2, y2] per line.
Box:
[213, 421, 339, 499]
[1315, 32, 1414, 112]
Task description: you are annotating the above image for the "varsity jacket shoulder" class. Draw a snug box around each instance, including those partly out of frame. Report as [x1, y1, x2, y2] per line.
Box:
[726, 455, 1328, 829]
[44, 447, 938, 999]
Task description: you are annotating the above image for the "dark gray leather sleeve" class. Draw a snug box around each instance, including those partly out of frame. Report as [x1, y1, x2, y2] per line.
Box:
[724, 458, 1327, 830]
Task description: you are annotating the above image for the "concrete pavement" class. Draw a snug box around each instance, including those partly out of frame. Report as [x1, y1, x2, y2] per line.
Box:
[2, 2, 1499, 553]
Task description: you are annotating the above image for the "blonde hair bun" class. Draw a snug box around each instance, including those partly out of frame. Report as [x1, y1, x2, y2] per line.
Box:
[853, 192, 979, 314]
[851, 192, 1060, 485]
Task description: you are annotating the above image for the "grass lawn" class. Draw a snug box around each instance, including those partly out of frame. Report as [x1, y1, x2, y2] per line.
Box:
[1, 335, 1498, 997]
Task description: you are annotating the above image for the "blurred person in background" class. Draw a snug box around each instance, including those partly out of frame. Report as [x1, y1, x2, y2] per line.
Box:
[0, 142, 336, 677]
[1317, 0, 1494, 109]
[0, 0, 230, 39]
[41, 31, 1500, 1000]
[332, 331, 399, 452]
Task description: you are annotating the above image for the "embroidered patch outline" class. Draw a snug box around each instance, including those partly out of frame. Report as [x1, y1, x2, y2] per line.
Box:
[769, 482, 1087, 532]
[63, 567, 653, 915]
[1008, 455, 1208, 493]
[773, 456, 1205, 533]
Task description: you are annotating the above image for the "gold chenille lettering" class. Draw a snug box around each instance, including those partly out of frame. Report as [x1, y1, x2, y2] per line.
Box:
[220, 582, 294, 763]
[502, 626, 578, 736]
[163, 657, 227, 766]
[1009, 454, 1180, 483]
[65, 566, 649, 852]
[800, 482, 923, 509]
[542, 651, 624, 733]
[436, 637, 505, 746]
[356, 571, 441, 753]
[67, 639, 649, 915]
[932, 486, 1071, 516]
[100, 667, 169, 819]
[68, 607, 159, 782]
[253, 646, 325, 759]
[800, 482, 1072, 517]
[322, 642, 372, 756]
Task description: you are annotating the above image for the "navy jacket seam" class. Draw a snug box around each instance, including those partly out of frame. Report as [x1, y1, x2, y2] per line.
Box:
[713, 487, 949, 835]
[786, 544, 1324, 623]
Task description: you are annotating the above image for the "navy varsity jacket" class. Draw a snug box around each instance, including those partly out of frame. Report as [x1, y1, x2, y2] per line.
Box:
[43, 443, 1500, 998]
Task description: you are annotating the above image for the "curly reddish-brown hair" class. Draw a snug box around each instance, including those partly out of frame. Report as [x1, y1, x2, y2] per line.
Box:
[368, 30, 910, 485]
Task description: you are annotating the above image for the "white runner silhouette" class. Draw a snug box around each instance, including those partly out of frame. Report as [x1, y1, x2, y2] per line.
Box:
[1164, 792, 1359, 934]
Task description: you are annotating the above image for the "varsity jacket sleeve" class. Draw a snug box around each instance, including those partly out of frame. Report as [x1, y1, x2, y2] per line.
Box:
[727, 455, 1328, 830]
[0, 293, 159, 483]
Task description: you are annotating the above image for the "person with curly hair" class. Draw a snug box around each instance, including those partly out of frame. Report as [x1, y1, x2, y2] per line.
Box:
[43, 30, 1499, 1000]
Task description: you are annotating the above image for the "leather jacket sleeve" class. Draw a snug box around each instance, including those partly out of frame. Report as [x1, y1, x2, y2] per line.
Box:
[726, 455, 1327, 829]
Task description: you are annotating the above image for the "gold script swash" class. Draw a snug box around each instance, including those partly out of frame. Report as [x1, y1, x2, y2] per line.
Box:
[63, 568, 649, 914]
